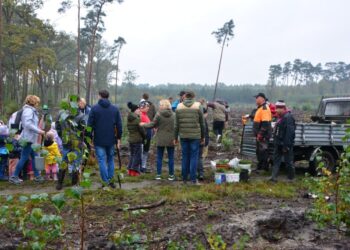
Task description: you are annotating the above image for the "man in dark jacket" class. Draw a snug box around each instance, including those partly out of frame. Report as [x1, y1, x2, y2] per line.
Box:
[270, 100, 296, 182]
[88, 90, 122, 188]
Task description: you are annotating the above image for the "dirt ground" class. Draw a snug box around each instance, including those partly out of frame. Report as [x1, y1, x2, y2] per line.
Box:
[1, 108, 349, 249]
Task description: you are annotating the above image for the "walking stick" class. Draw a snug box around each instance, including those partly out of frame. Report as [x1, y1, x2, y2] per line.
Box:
[115, 146, 122, 189]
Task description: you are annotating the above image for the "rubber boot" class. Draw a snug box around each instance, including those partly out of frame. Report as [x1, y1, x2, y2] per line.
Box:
[56, 169, 66, 190]
[71, 171, 79, 186]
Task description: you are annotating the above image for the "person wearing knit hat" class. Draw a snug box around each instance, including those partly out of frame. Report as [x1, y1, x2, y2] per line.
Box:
[275, 100, 286, 108]
[127, 102, 145, 176]
[128, 102, 139, 112]
[270, 100, 296, 182]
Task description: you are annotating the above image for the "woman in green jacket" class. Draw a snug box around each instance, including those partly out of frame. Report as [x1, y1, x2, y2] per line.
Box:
[141, 99, 175, 181]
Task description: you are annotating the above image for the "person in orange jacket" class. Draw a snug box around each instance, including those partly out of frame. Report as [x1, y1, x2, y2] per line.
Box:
[253, 93, 272, 171]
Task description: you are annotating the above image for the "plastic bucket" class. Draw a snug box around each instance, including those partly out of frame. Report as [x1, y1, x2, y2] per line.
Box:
[34, 156, 45, 171]
[215, 173, 226, 184]
[238, 163, 251, 173]
[226, 173, 240, 183]
[239, 169, 249, 182]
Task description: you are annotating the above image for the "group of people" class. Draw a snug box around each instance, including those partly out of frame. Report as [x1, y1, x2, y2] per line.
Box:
[126, 90, 211, 184]
[0, 95, 92, 188]
[252, 93, 296, 182]
[0, 89, 296, 189]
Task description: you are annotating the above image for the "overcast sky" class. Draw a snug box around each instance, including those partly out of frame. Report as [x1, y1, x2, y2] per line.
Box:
[37, 0, 350, 85]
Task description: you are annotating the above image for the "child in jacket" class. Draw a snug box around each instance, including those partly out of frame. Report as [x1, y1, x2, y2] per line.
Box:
[43, 131, 62, 180]
[127, 102, 146, 176]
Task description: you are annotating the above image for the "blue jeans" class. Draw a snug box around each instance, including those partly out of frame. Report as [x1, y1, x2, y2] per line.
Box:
[14, 144, 40, 177]
[128, 143, 142, 172]
[157, 146, 174, 176]
[197, 146, 204, 177]
[62, 147, 82, 173]
[95, 145, 115, 184]
[180, 139, 200, 183]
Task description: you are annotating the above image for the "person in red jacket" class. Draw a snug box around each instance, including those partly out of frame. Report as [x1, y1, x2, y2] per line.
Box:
[139, 101, 152, 173]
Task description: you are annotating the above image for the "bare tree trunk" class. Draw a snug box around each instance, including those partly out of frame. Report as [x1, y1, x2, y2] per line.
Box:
[0, 0, 3, 115]
[86, 2, 105, 105]
[77, 0, 81, 95]
[213, 34, 227, 101]
[22, 71, 28, 102]
[53, 71, 60, 105]
[114, 50, 120, 103]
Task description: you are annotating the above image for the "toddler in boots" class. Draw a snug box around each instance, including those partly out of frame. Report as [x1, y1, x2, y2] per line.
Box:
[43, 131, 61, 180]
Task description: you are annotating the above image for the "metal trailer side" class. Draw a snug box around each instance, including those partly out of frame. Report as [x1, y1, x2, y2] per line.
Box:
[240, 122, 350, 171]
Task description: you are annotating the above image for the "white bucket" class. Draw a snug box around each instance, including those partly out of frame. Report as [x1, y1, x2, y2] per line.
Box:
[34, 156, 45, 171]
[238, 163, 251, 173]
[226, 173, 240, 183]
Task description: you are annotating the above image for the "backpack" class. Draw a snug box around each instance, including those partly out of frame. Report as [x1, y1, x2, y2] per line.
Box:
[10, 109, 24, 134]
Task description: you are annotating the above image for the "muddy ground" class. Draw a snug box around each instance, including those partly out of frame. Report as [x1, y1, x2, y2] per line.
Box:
[1, 108, 349, 249]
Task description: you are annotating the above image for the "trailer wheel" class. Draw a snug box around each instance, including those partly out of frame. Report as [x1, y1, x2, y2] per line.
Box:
[309, 150, 336, 176]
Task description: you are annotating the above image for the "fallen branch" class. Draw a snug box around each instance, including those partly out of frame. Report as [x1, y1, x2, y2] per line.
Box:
[129, 236, 169, 246]
[116, 198, 167, 211]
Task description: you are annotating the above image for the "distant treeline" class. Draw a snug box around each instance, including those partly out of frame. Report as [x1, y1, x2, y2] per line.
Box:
[110, 80, 350, 110]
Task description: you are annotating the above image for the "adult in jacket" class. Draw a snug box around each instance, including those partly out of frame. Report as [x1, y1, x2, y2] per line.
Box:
[270, 101, 296, 182]
[9, 95, 46, 185]
[175, 91, 205, 185]
[141, 99, 175, 181]
[207, 100, 229, 144]
[253, 93, 272, 171]
[88, 90, 122, 188]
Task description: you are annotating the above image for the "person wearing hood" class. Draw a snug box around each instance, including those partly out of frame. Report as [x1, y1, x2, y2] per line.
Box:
[141, 99, 175, 181]
[175, 91, 205, 185]
[269, 101, 296, 182]
[127, 102, 146, 176]
[88, 90, 122, 188]
[9, 95, 46, 185]
[43, 131, 61, 180]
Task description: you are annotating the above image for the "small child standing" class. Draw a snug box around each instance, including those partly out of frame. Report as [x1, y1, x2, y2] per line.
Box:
[43, 131, 61, 180]
[127, 102, 146, 176]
